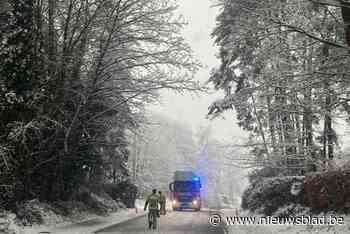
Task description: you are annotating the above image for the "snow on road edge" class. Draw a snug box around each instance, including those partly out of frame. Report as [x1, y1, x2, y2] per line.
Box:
[16, 199, 146, 234]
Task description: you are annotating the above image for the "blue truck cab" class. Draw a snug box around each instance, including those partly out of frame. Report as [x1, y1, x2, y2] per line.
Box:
[169, 171, 202, 211]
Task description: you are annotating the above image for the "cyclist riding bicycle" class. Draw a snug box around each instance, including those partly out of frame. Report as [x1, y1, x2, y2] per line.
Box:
[144, 189, 160, 229]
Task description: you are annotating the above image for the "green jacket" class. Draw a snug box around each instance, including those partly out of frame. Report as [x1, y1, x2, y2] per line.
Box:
[159, 194, 166, 203]
[144, 194, 159, 210]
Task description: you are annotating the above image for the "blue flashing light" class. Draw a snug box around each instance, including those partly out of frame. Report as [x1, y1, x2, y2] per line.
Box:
[192, 176, 200, 181]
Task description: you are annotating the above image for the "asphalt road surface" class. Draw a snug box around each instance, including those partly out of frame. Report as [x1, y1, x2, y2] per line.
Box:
[96, 210, 225, 234]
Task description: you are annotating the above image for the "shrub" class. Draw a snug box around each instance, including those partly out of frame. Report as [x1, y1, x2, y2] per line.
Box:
[103, 181, 137, 208]
[73, 186, 119, 215]
[273, 204, 311, 218]
[304, 170, 350, 212]
[241, 176, 305, 215]
[16, 199, 52, 225]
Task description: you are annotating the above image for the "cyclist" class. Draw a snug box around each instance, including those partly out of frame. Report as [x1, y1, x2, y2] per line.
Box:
[144, 189, 160, 229]
[158, 191, 166, 215]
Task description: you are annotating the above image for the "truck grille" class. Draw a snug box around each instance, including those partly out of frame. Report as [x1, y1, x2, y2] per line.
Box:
[178, 196, 193, 202]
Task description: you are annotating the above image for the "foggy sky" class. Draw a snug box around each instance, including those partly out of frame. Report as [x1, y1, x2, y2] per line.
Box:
[149, 0, 248, 142]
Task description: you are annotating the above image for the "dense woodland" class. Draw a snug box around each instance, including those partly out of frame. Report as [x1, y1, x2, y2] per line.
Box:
[4, 0, 350, 218]
[208, 0, 350, 176]
[0, 0, 201, 210]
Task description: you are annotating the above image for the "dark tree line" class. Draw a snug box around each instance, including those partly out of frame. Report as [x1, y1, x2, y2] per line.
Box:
[0, 0, 199, 209]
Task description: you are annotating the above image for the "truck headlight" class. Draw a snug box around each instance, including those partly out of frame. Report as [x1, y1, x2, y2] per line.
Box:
[192, 200, 198, 205]
[172, 200, 177, 205]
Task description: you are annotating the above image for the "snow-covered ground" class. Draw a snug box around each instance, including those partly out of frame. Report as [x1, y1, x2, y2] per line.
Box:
[222, 209, 350, 234]
[11, 199, 146, 234]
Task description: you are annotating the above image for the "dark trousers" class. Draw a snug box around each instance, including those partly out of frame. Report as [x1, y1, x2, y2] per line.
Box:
[148, 209, 158, 229]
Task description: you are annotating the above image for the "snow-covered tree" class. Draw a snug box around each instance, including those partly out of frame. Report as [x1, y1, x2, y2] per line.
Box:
[209, 0, 350, 175]
[0, 0, 201, 209]
[128, 112, 198, 195]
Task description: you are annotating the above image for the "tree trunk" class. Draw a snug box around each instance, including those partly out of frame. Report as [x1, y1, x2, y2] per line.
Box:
[303, 40, 314, 172]
[324, 85, 334, 160]
[322, 44, 334, 162]
[267, 93, 277, 153]
[341, 0, 350, 47]
[251, 94, 270, 161]
[48, 0, 56, 78]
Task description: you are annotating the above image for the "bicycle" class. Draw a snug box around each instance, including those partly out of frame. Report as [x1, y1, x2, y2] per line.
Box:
[148, 209, 159, 229]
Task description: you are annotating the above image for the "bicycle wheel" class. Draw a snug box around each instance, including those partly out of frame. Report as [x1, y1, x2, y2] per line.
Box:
[148, 212, 153, 229]
[152, 212, 157, 229]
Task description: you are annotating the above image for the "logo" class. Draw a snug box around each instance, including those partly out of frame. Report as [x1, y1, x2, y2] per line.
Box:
[209, 213, 222, 227]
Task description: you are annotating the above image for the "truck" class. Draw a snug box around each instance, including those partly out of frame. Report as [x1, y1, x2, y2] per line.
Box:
[169, 171, 202, 211]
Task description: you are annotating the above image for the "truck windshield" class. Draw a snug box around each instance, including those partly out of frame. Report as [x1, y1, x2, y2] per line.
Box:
[174, 181, 200, 192]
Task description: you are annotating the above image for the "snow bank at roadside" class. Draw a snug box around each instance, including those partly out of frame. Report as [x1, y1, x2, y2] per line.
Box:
[9, 199, 145, 234]
[22, 206, 146, 234]
[1, 195, 143, 234]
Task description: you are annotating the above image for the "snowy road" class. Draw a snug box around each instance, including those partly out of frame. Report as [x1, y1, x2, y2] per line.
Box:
[96, 210, 225, 234]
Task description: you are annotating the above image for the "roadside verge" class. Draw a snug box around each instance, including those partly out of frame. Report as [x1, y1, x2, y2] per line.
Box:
[23, 209, 146, 234]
